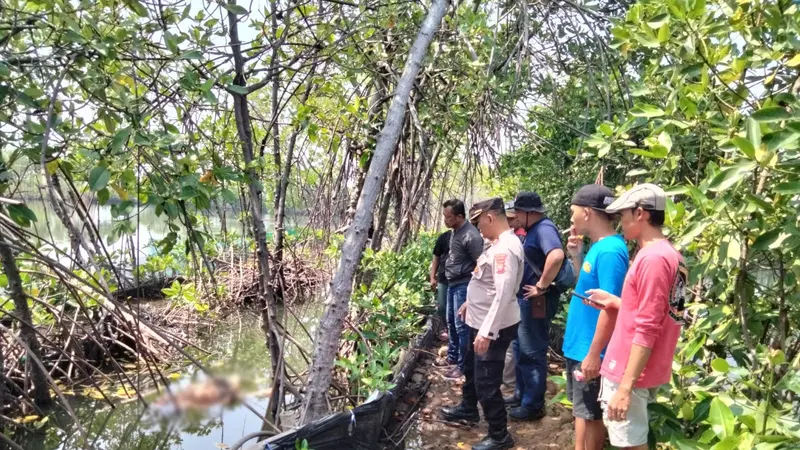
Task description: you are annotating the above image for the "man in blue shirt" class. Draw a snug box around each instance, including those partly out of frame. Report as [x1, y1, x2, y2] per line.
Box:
[507, 192, 566, 421]
[563, 184, 629, 450]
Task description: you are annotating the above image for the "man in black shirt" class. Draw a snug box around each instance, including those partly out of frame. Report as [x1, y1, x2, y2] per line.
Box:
[430, 230, 452, 338]
[441, 199, 484, 380]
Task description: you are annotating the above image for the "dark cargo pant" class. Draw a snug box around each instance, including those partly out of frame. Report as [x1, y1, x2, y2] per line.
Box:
[462, 323, 519, 438]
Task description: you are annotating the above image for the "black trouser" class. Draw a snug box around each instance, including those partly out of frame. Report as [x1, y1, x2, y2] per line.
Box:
[462, 323, 519, 437]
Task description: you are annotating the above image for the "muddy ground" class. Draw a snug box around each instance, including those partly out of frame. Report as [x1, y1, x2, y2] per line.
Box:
[398, 344, 575, 450]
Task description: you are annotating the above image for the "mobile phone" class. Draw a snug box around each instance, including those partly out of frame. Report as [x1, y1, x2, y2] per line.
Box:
[572, 291, 599, 305]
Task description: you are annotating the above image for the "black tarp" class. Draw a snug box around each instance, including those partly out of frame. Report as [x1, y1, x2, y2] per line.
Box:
[244, 317, 435, 450]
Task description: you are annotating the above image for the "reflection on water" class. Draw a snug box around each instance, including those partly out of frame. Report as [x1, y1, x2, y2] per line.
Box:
[24, 199, 253, 263]
[13, 303, 323, 450]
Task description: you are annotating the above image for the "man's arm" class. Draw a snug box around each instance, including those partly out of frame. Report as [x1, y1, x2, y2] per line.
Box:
[466, 229, 484, 261]
[478, 249, 520, 340]
[430, 255, 440, 287]
[537, 248, 565, 288]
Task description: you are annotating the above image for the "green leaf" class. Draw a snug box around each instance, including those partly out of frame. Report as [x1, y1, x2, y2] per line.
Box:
[709, 397, 735, 438]
[629, 146, 668, 158]
[751, 107, 791, 123]
[763, 129, 800, 152]
[752, 229, 790, 251]
[730, 137, 755, 159]
[711, 437, 740, 450]
[707, 162, 756, 192]
[786, 54, 800, 67]
[111, 127, 131, 153]
[223, 4, 249, 15]
[774, 182, 800, 194]
[711, 358, 730, 373]
[227, 84, 249, 95]
[689, 0, 706, 18]
[180, 50, 202, 60]
[0, 274, 7, 287]
[164, 31, 179, 54]
[97, 187, 110, 205]
[747, 118, 761, 152]
[126, 0, 149, 17]
[647, 13, 670, 28]
[630, 104, 665, 118]
[7, 204, 38, 227]
[88, 166, 111, 191]
[221, 188, 237, 205]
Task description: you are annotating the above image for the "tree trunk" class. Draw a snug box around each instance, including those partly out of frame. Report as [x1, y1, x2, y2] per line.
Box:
[227, 1, 283, 424]
[274, 63, 319, 300]
[370, 161, 399, 253]
[300, 0, 449, 423]
[0, 235, 53, 408]
[392, 143, 442, 252]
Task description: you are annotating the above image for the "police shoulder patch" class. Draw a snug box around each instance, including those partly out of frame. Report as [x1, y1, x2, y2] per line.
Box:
[495, 254, 507, 274]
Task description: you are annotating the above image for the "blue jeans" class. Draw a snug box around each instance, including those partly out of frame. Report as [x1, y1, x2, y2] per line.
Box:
[436, 282, 449, 321]
[446, 282, 470, 371]
[514, 291, 560, 411]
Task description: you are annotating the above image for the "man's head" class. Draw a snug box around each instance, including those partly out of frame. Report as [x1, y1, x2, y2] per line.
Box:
[569, 184, 616, 236]
[442, 199, 466, 230]
[469, 197, 508, 240]
[605, 183, 667, 240]
[505, 200, 524, 230]
[513, 191, 546, 229]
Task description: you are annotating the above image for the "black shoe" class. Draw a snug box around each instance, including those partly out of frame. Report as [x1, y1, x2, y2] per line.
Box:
[472, 432, 514, 450]
[503, 395, 520, 407]
[440, 404, 480, 426]
[508, 405, 546, 421]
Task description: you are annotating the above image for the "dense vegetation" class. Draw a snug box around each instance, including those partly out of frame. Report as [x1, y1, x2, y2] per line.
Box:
[0, 0, 798, 448]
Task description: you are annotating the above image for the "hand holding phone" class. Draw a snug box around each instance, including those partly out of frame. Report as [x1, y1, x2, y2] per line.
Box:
[571, 291, 599, 306]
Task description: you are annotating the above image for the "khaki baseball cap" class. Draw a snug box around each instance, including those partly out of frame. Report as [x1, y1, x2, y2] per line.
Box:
[605, 183, 666, 213]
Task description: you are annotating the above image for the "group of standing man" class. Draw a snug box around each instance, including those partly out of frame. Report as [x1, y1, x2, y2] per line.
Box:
[428, 184, 687, 450]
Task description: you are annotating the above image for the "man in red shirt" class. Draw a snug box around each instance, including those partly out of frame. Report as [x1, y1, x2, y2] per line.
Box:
[586, 184, 687, 449]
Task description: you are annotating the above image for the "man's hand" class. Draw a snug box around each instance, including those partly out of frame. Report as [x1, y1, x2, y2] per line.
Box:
[474, 335, 490, 355]
[523, 284, 545, 299]
[607, 388, 632, 421]
[585, 289, 621, 310]
[457, 302, 467, 321]
[566, 225, 584, 260]
[581, 352, 601, 380]
[429, 277, 438, 291]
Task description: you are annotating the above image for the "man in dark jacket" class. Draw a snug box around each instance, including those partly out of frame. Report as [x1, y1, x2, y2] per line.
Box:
[441, 199, 483, 380]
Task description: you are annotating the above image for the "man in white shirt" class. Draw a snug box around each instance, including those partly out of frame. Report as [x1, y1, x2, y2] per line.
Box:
[440, 197, 523, 450]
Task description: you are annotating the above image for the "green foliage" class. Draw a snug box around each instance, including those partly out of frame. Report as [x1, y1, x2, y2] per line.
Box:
[335, 234, 435, 398]
[508, 0, 800, 447]
[161, 279, 209, 313]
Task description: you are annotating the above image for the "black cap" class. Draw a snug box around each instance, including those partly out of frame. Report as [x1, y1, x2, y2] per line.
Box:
[572, 184, 616, 211]
[469, 197, 504, 221]
[514, 192, 546, 213]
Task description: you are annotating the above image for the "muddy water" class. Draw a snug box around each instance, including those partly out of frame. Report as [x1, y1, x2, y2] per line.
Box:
[12, 303, 322, 450]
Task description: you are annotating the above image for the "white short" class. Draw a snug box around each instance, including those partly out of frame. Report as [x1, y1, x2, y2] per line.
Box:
[599, 377, 657, 447]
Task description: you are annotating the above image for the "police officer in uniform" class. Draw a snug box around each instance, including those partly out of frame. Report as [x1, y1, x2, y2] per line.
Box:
[440, 198, 523, 450]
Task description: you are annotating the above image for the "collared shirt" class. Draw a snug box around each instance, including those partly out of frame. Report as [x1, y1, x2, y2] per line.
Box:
[466, 229, 523, 339]
[445, 221, 483, 285]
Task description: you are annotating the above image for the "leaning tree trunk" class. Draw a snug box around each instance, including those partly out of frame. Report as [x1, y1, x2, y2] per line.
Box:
[0, 235, 53, 408]
[300, 0, 450, 424]
[227, 2, 283, 423]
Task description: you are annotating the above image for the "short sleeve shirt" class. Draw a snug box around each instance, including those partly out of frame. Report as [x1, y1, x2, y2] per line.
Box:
[518, 217, 563, 295]
[563, 234, 629, 362]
